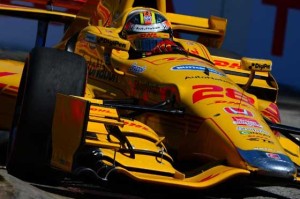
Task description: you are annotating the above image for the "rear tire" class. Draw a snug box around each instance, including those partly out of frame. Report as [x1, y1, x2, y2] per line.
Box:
[6, 47, 87, 181]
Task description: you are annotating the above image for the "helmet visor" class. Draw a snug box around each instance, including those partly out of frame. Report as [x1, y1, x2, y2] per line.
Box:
[132, 38, 163, 52]
[127, 32, 170, 52]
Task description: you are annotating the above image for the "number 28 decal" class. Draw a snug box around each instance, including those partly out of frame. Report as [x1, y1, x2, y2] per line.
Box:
[192, 85, 255, 105]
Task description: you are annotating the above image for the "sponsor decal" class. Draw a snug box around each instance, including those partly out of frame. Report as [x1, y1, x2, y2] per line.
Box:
[208, 100, 250, 108]
[246, 135, 274, 144]
[253, 147, 276, 152]
[85, 33, 126, 49]
[185, 76, 233, 85]
[266, 152, 281, 160]
[129, 63, 146, 73]
[237, 126, 269, 136]
[239, 130, 251, 135]
[224, 107, 253, 117]
[247, 137, 260, 141]
[98, 37, 126, 48]
[214, 59, 241, 69]
[127, 32, 169, 39]
[249, 62, 271, 71]
[238, 130, 270, 138]
[172, 65, 225, 76]
[233, 116, 262, 128]
[144, 15, 152, 25]
[90, 107, 112, 114]
[127, 21, 170, 32]
[123, 121, 150, 131]
[77, 44, 117, 82]
[84, 56, 118, 82]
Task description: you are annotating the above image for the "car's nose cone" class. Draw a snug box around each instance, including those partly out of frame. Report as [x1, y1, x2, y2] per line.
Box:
[238, 149, 296, 179]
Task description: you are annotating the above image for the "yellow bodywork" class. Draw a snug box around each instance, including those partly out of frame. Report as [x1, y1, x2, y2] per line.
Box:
[0, 59, 23, 130]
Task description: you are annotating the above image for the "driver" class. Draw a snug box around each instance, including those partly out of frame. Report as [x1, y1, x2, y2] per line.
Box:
[121, 8, 185, 58]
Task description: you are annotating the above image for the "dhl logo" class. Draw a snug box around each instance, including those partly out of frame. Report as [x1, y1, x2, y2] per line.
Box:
[90, 106, 112, 113]
[123, 121, 150, 132]
[140, 33, 158, 38]
[214, 59, 241, 69]
[128, 32, 169, 40]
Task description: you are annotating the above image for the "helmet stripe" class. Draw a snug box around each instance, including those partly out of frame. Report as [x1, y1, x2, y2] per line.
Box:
[140, 12, 144, 24]
[151, 12, 156, 24]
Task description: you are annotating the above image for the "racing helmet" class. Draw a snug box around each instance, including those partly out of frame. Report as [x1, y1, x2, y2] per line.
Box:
[121, 9, 173, 52]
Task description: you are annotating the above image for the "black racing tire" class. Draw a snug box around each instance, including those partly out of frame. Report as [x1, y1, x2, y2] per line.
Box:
[0, 130, 9, 165]
[6, 47, 87, 181]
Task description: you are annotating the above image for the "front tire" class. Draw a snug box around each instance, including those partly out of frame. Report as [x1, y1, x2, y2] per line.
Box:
[6, 47, 87, 181]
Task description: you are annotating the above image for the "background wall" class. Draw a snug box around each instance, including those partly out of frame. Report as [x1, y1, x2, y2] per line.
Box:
[173, 0, 300, 91]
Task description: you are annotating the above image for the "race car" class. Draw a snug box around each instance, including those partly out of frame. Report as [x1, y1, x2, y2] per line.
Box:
[1, 0, 300, 190]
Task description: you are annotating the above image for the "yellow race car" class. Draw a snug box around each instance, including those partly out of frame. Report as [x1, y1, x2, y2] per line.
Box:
[1, 0, 300, 190]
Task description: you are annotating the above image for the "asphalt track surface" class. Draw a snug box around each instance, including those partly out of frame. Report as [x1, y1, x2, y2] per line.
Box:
[0, 91, 300, 199]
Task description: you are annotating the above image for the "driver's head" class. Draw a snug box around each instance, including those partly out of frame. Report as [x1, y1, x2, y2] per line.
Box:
[121, 9, 173, 52]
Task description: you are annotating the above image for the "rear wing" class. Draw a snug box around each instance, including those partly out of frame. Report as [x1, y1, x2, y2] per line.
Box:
[0, 3, 77, 23]
[155, 0, 227, 48]
[166, 14, 227, 48]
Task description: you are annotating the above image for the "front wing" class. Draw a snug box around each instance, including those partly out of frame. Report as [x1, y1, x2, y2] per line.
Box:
[51, 94, 252, 189]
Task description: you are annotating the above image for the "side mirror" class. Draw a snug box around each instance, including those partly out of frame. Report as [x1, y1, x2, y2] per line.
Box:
[241, 57, 272, 72]
[83, 26, 130, 51]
